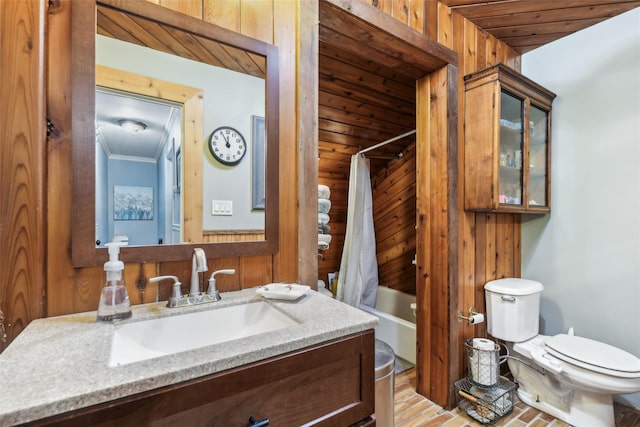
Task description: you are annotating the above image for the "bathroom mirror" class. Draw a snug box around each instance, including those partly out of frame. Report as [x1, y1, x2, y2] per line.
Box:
[72, 0, 280, 266]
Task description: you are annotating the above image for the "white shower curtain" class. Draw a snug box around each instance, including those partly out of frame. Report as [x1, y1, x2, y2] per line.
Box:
[337, 154, 378, 308]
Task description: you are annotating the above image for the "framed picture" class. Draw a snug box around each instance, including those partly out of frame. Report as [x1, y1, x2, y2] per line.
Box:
[252, 115, 266, 210]
[113, 185, 154, 220]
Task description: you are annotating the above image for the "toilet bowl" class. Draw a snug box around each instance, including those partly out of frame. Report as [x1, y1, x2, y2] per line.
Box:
[485, 278, 640, 427]
[506, 333, 640, 426]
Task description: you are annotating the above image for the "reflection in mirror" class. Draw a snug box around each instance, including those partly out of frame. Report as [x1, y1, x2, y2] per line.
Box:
[71, 0, 279, 266]
[95, 86, 182, 246]
[96, 34, 266, 247]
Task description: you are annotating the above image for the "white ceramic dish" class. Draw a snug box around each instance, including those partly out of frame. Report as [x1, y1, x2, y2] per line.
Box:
[256, 283, 310, 301]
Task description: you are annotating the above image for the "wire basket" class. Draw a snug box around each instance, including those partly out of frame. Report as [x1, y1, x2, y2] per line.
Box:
[455, 376, 516, 425]
[465, 338, 500, 387]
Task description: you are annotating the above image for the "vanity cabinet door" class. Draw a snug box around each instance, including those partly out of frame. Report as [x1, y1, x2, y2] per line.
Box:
[463, 64, 555, 213]
[28, 331, 375, 427]
[185, 332, 374, 426]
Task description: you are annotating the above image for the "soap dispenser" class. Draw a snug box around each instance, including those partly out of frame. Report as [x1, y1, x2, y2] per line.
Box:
[97, 241, 132, 322]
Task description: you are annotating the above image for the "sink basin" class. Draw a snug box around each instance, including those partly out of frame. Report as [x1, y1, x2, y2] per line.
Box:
[109, 301, 298, 366]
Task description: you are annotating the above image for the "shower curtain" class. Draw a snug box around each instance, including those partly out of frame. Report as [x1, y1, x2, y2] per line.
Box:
[337, 154, 378, 308]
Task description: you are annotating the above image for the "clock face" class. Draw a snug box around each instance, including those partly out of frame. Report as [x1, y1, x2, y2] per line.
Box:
[208, 126, 247, 165]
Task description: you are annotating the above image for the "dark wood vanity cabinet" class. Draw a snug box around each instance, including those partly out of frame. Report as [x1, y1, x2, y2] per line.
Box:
[27, 331, 375, 427]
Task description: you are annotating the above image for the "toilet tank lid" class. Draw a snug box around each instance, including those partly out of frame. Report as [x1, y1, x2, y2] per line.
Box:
[484, 278, 543, 295]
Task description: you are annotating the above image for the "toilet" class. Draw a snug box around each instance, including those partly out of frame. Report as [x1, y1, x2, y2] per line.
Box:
[484, 278, 640, 427]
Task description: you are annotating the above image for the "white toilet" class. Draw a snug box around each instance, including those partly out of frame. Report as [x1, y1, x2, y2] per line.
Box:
[484, 278, 640, 427]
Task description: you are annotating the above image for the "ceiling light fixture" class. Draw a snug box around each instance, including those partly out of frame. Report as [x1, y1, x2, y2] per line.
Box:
[118, 119, 147, 134]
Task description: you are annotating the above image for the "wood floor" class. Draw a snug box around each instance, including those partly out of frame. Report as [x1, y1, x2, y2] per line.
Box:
[394, 368, 640, 427]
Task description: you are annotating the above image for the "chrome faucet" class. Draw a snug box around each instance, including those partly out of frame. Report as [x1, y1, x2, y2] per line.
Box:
[148, 250, 235, 309]
[190, 248, 208, 297]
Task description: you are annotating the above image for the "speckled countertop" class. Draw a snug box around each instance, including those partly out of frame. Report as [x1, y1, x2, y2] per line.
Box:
[0, 287, 377, 426]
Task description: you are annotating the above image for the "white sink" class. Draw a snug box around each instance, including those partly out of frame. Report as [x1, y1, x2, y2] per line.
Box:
[109, 301, 298, 366]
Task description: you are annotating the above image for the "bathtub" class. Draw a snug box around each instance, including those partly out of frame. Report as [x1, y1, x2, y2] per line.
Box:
[359, 286, 416, 365]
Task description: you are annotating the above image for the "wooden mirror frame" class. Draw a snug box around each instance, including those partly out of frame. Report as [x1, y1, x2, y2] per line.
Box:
[71, 0, 280, 267]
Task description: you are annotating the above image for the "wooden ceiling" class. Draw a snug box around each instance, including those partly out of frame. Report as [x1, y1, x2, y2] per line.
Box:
[317, 0, 639, 178]
[438, 0, 640, 54]
[318, 0, 456, 176]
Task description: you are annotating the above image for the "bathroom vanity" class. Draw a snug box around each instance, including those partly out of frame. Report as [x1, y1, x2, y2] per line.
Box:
[0, 289, 377, 426]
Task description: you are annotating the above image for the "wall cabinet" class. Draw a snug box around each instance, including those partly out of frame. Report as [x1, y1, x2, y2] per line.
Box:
[464, 64, 556, 213]
[28, 332, 375, 427]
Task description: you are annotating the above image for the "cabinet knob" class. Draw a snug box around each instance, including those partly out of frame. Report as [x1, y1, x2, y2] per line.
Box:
[248, 415, 270, 426]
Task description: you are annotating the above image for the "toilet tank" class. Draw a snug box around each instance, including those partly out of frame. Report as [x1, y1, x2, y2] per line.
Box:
[484, 278, 543, 342]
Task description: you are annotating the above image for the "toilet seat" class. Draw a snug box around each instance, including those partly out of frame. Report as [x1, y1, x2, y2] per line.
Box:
[544, 334, 640, 379]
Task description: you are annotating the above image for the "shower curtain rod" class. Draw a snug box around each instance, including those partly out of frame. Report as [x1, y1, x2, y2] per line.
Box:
[357, 129, 416, 155]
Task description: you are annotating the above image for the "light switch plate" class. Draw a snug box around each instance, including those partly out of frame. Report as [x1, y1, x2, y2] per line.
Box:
[211, 200, 233, 216]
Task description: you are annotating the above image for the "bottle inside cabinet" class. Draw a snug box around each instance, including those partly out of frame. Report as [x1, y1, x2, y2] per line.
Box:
[464, 64, 556, 213]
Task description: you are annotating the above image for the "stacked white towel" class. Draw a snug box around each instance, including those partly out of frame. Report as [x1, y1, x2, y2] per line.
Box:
[318, 185, 331, 199]
[318, 185, 332, 251]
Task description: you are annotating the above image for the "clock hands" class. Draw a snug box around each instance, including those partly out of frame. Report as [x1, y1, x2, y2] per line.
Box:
[222, 132, 231, 148]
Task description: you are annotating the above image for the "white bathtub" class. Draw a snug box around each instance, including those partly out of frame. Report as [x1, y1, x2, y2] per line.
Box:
[359, 286, 416, 365]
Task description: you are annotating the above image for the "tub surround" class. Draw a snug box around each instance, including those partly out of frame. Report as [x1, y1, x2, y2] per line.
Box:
[359, 286, 417, 365]
[0, 288, 377, 426]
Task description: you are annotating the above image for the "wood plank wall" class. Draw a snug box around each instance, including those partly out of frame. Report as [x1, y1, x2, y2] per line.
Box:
[50, 0, 298, 314]
[319, 2, 520, 300]
[358, 0, 522, 408]
[0, 0, 300, 349]
[416, 63, 460, 407]
[451, 6, 523, 399]
[0, 0, 522, 409]
[315, 0, 521, 408]
[371, 143, 417, 295]
[0, 0, 47, 351]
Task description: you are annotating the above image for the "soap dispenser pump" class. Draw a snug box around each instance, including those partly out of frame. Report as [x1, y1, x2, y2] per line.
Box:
[97, 241, 132, 322]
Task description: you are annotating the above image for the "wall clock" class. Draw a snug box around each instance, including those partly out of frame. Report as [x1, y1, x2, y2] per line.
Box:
[208, 126, 247, 166]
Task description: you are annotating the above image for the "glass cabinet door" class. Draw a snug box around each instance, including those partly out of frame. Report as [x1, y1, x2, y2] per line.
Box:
[528, 105, 549, 207]
[498, 91, 524, 207]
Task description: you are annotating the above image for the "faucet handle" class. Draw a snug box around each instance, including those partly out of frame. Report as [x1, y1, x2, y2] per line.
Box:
[212, 269, 236, 277]
[206, 269, 236, 301]
[149, 275, 182, 305]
